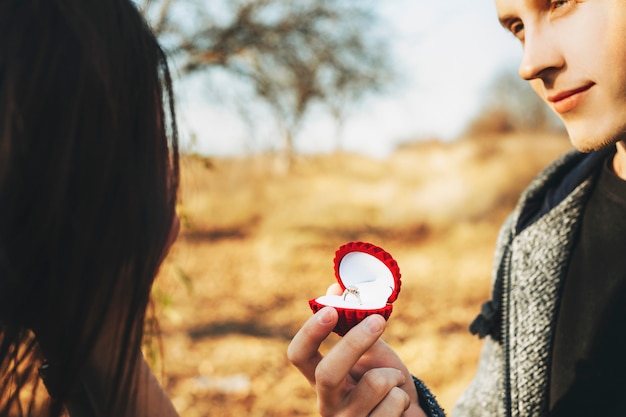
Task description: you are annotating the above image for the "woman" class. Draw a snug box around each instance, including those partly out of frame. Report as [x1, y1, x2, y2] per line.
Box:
[0, 0, 182, 415]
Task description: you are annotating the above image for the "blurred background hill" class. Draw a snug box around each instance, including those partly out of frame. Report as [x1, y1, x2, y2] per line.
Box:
[152, 132, 572, 416]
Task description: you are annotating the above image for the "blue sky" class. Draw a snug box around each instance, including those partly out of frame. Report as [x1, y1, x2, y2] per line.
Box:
[175, 0, 524, 158]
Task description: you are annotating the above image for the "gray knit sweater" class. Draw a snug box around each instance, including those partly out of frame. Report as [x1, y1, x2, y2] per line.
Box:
[451, 148, 609, 417]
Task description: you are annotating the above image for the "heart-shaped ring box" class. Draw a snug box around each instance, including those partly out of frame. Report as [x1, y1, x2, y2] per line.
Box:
[309, 241, 401, 336]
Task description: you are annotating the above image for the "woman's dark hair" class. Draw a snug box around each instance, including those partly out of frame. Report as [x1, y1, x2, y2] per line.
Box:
[0, 0, 179, 415]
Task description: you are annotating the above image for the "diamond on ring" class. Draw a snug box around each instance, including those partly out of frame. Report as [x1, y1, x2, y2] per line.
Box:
[342, 285, 362, 305]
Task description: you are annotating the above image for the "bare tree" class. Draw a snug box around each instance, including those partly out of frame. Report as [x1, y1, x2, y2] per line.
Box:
[138, 0, 394, 160]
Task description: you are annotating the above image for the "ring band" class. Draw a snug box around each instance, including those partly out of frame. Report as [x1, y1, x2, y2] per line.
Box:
[342, 285, 362, 305]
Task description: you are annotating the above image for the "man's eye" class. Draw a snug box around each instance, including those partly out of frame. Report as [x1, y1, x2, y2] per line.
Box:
[550, 0, 570, 10]
[510, 22, 524, 39]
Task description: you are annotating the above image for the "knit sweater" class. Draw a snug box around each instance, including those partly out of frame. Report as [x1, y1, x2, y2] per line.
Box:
[451, 147, 612, 417]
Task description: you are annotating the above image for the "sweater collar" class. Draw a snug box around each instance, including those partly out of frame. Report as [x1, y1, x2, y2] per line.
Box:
[515, 147, 614, 234]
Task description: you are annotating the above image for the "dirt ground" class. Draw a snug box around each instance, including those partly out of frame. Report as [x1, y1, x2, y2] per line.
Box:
[149, 133, 572, 416]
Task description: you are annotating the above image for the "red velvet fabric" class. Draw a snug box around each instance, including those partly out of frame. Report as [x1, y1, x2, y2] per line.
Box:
[309, 299, 393, 336]
[308, 241, 402, 336]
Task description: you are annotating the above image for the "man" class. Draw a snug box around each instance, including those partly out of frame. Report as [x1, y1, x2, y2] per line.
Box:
[287, 0, 626, 416]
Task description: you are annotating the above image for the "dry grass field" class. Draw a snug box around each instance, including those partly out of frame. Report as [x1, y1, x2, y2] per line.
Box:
[150, 132, 572, 416]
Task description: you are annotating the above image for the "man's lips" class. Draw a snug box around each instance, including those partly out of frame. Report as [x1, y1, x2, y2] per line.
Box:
[547, 84, 594, 114]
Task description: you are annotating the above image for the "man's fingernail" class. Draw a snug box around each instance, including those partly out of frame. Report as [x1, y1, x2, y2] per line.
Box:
[363, 315, 384, 334]
[316, 307, 333, 325]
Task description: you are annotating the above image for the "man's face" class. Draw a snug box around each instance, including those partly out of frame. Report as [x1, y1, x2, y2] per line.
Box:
[494, 0, 626, 152]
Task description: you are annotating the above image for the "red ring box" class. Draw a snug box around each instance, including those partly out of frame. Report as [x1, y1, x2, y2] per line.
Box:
[309, 241, 401, 336]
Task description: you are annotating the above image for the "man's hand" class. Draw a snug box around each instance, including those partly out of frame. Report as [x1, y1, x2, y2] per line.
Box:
[288, 306, 426, 417]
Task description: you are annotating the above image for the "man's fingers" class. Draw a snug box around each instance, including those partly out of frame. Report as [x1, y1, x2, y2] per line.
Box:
[287, 307, 338, 385]
[326, 283, 342, 295]
[369, 386, 411, 417]
[343, 368, 407, 416]
[315, 314, 386, 394]
[350, 339, 420, 407]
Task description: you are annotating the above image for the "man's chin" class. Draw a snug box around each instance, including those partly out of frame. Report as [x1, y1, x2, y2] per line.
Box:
[567, 129, 625, 154]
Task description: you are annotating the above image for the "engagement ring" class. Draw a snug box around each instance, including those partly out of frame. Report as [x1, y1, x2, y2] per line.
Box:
[342, 285, 362, 305]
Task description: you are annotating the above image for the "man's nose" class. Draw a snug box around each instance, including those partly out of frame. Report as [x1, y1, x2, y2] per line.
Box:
[518, 26, 564, 81]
